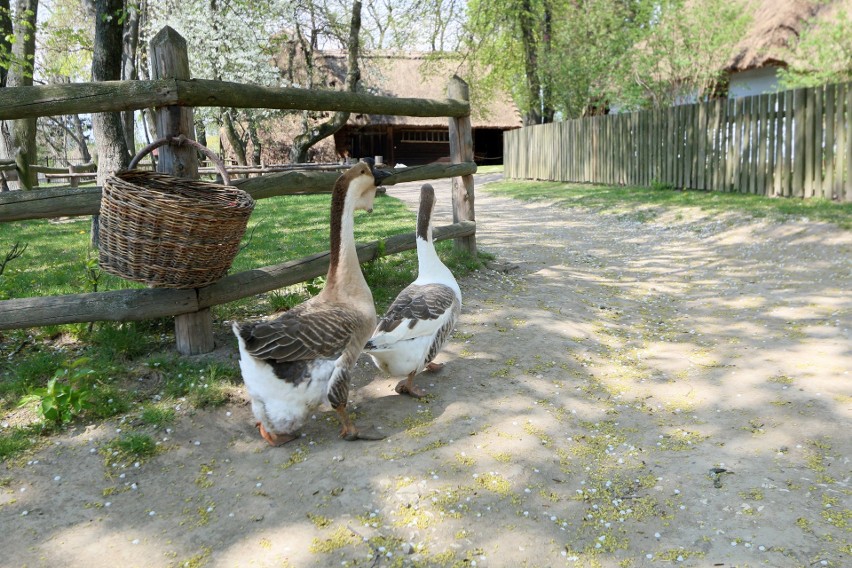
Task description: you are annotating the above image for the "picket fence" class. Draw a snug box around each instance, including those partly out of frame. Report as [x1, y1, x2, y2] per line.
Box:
[505, 82, 852, 202]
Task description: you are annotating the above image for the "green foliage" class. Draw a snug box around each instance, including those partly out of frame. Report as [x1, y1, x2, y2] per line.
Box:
[547, 0, 653, 118]
[0, 426, 39, 461]
[101, 432, 159, 465]
[778, 9, 852, 89]
[620, 0, 752, 109]
[140, 404, 176, 427]
[89, 322, 152, 361]
[18, 358, 95, 427]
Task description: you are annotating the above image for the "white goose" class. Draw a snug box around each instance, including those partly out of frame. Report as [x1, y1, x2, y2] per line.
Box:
[365, 183, 462, 398]
[232, 161, 390, 445]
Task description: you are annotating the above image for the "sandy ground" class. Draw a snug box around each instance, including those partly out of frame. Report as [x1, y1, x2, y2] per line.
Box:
[1, 174, 850, 568]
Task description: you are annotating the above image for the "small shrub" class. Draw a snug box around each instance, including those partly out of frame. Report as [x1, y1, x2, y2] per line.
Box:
[140, 404, 176, 427]
[101, 432, 159, 467]
[18, 358, 95, 427]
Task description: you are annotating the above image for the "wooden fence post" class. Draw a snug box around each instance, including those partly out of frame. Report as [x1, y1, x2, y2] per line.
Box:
[150, 26, 214, 355]
[447, 75, 476, 255]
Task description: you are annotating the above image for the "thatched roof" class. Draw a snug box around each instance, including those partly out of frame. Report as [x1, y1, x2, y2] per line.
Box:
[727, 0, 852, 71]
[309, 51, 522, 129]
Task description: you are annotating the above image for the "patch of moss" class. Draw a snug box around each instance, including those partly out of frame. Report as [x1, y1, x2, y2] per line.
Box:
[309, 526, 353, 554]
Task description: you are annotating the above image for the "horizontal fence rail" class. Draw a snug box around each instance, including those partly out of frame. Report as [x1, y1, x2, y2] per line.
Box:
[505, 82, 852, 202]
[0, 78, 470, 121]
[0, 162, 477, 222]
[0, 221, 476, 330]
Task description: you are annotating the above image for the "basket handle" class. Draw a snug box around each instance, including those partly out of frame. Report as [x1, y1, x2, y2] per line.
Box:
[129, 135, 230, 186]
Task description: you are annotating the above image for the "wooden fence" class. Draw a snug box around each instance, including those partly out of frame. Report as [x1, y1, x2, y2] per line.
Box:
[0, 26, 477, 354]
[505, 82, 852, 202]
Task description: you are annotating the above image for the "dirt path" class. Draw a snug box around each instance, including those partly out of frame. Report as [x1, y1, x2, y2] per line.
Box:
[2, 175, 850, 568]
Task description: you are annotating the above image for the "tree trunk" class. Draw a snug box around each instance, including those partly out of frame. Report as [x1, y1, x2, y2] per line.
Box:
[72, 114, 92, 163]
[121, 1, 141, 154]
[222, 109, 247, 166]
[91, 0, 130, 245]
[289, 0, 362, 163]
[1, 0, 39, 189]
[248, 115, 261, 168]
[0, 0, 11, 88]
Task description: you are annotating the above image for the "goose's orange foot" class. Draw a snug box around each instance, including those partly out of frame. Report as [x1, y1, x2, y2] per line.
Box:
[425, 362, 444, 373]
[256, 422, 296, 447]
[395, 379, 427, 398]
[339, 423, 386, 441]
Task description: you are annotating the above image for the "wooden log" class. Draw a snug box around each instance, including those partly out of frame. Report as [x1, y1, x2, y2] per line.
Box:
[148, 26, 210, 355]
[150, 27, 198, 179]
[0, 288, 197, 330]
[0, 162, 475, 223]
[447, 75, 476, 255]
[0, 78, 469, 121]
[0, 221, 475, 331]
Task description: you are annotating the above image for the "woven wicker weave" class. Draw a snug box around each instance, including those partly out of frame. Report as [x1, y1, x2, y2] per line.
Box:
[98, 137, 255, 289]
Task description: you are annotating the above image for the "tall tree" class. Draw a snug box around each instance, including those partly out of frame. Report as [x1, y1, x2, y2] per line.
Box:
[0, 0, 11, 88]
[38, 0, 94, 165]
[146, 0, 284, 164]
[0, 0, 39, 189]
[289, 0, 363, 163]
[620, 0, 752, 109]
[90, 0, 130, 245]
[463, 0, 555, 125]
[120, 0, 141, 152]
[547, 0, 652, 118]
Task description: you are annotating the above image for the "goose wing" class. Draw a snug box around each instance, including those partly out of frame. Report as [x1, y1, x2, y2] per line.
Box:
[237, 303, 363, 363]
[367, 283, 458, 349]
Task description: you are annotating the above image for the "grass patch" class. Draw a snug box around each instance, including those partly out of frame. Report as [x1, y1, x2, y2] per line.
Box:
[100, 432, 160, 470]
[482, 180, 852, 229]
[0, 426, 40, 461]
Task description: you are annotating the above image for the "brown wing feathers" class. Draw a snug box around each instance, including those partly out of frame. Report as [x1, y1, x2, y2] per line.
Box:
[376, 284, 457, 333]
[238, 305, 361, 362]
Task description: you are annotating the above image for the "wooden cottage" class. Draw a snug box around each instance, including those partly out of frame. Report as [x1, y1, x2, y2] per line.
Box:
[297, 52, 522, 166]
[725, 0, 852, 97]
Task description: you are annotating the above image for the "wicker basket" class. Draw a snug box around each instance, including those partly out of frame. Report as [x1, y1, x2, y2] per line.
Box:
[98, 136, 255, 289]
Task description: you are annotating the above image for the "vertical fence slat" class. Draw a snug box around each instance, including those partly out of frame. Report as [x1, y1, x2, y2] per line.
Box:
[697, 101, 707, 189]
[757, 94, 768, 196]
[767, 93, 777, 196]
[836, 83, 847, 201]
[726, 99, 737, 191]
[824, 84, 835, 199]
[737, 97, 748, 193]
[814, 85, 824, 198]
[847, 83, 852, 202]
[833, 84, 848, 201]
[715, 100, 730, 191]
[793, 88, 806, 197]
[774, 92, 784, 197]
[804, 86, 816, 197]
[783, 90, 794, 196]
